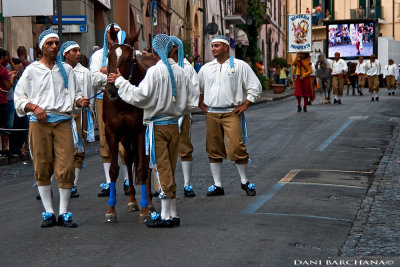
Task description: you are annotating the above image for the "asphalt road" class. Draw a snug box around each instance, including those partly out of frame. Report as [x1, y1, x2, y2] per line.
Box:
[0, 90, 398, 266]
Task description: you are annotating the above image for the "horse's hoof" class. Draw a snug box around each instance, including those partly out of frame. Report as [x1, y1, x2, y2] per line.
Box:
[138, 213, 150, 222]
[148, 204, 156, 212]
[104, 213, 117, 223]
[127, 202, 139, 212]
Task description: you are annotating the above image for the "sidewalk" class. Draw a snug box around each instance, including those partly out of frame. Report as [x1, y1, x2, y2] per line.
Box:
[342, 123, 400, 256]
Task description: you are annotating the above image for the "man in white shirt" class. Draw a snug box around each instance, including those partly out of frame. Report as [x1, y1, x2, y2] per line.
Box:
[108, 34, 199, 228]
[169, 36, 200, 198]
[14, 30, 89, 228]
[61, 41, 94, 198]
[331, 52, 348, 104]
[365, 54, 381, 101]
[383, 59, 397, 96]
[355, 57, 366, 95]
[198, 35, 261, 197]
[90, 23, 131, 197]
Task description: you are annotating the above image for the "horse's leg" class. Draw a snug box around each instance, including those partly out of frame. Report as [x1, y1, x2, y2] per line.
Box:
[147, 168, 155, 212]
[104, 127, 120, 223]
[124, 140, 139, 212]
[136, 130, 152, 220]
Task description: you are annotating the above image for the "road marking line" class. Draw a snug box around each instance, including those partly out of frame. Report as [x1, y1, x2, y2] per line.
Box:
[241, 183, 286, 214]
[316, 119, 354, 151]
[305, 169, 372, 174]
[278, 169, 301, 183]
[253, 212, 351, 223]
[349, 115, 369, 120]
[287, 182, 366, 189]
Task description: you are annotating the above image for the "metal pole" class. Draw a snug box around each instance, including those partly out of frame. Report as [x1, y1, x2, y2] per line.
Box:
[150, 1, 153, 50]
[57, 0, 63, 43]
[202, 0, 206, 61]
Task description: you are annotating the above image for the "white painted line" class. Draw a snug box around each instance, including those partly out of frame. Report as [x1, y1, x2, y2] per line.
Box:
[287, 182, 366, 190]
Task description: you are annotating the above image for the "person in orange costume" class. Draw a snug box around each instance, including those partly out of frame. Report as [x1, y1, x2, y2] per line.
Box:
[291, 52, 313, 112]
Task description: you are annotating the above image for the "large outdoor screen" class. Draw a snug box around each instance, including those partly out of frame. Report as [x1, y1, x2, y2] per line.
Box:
[326, 20, 376, 59]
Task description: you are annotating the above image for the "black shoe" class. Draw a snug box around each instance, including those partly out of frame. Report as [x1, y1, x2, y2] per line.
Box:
[123, 180, 129, 195]
[152, 191, 160, 198]
[393, 92, 395, 95]
[371, 97, 374, 102]
[333, 99, 338, 104]
[303, 106, 307, 112]
[389, 92, 392, 96]
[338, 100, 342, 104]
[58, 212, 78, 227]
[36, 193, 41, 200]
[171, 217, 180, 227]
[71, 186, 79, 198]
[144, 213, 173, 228]
[307, 100, 312, 105]
[375, 97, 379, 101]
[41, 213, 57, 228]
[241, 182, 256, 196]
[297, 106, 301, 112]
[206, 185, 224, 196]
[184, 185, 196, 197]
[97, 184, 110, 197]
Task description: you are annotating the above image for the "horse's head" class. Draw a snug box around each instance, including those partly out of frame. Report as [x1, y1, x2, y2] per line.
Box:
[105, 26, 141, 99]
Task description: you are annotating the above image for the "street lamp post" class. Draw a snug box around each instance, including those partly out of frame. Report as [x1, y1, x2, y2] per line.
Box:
[57, 0, 63, 43]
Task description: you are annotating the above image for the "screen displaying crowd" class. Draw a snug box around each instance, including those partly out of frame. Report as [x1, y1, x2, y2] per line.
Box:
[328, 23, 375, 58]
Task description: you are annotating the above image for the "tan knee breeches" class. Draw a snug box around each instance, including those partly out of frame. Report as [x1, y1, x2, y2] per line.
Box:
[332, 76, 345, 96]
[29, 120, 74, 189]
[367, 75, 379, 93]
[179, 115, 193, 161]
[206, 112, 249, 164]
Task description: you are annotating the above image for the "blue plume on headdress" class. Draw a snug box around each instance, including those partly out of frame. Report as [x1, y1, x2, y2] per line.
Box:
[60, 41, 79, 62]
[102, 23, 121, 67]
[152, 34, 176, 99]
[38, 30, 69, 89]
[169, 36, 184, 68]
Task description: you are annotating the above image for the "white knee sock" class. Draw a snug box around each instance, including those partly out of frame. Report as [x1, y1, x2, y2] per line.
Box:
[210, 162, 222, 187]
[236, 163, 249, 184]
[59, 188, 71, 215]
[181, 161, 192, 186]
[74, 168, 80, 186]
[170, 198, 178, 218]
[160, 198, 171, 220]
[121, 164, 129, 182]
[38, 185, 54, 214]
[374, 92, 378, 98]
[103, 162, 111, 184]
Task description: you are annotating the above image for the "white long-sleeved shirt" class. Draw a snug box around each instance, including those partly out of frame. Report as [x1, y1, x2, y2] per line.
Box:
[183, 58, 200, 108]
[366, 60, 381, 76]
[331, 59, 348, 75]
[198, 57, 261, 108]
[90, 48, 107, 94]
[14, 61, 82, 117]
[74, 63, 93, 105]
[383, 64, 398, 79]
[355, 62, 367, 75]
[115, 58, 199, 123]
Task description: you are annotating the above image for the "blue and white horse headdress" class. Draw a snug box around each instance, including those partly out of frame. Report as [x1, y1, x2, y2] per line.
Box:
[101, 23, 122, 67]
[60, 41, 80, 62]
[152, 34, 176, 101]
[169, 36, 184, 68]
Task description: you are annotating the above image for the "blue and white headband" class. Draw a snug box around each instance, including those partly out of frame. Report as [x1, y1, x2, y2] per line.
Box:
[102, 23, 122, 67]
[211, 35, 230, 46]
[60, 41, 80, 62]
[38, 30, 69, 89]
[38, 30, 59, 50]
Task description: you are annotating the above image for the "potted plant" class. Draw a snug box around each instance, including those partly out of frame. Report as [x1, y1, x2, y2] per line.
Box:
[271, 83, 285, 94]
[265, 77, 275, 90]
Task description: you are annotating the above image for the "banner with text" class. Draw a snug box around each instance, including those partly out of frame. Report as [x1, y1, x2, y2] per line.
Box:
[288, 14, 312, 53]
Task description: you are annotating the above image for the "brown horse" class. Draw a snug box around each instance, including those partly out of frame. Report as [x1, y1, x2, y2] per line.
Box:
[103, 25, 157, 222]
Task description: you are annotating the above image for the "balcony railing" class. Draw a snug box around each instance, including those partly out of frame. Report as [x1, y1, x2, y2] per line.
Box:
[350, 7, 379, 19]
[224, 0, 247, 24]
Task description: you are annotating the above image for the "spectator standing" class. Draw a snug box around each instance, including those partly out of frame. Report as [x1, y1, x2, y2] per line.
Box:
[194, 55, 202, 73]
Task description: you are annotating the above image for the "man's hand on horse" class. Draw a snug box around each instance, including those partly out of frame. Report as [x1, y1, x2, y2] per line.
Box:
[233, 100, 251, 115]
[77, 97, 90, 108]
[100, 67, 108, 74]
[108, 69, 122, 84]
